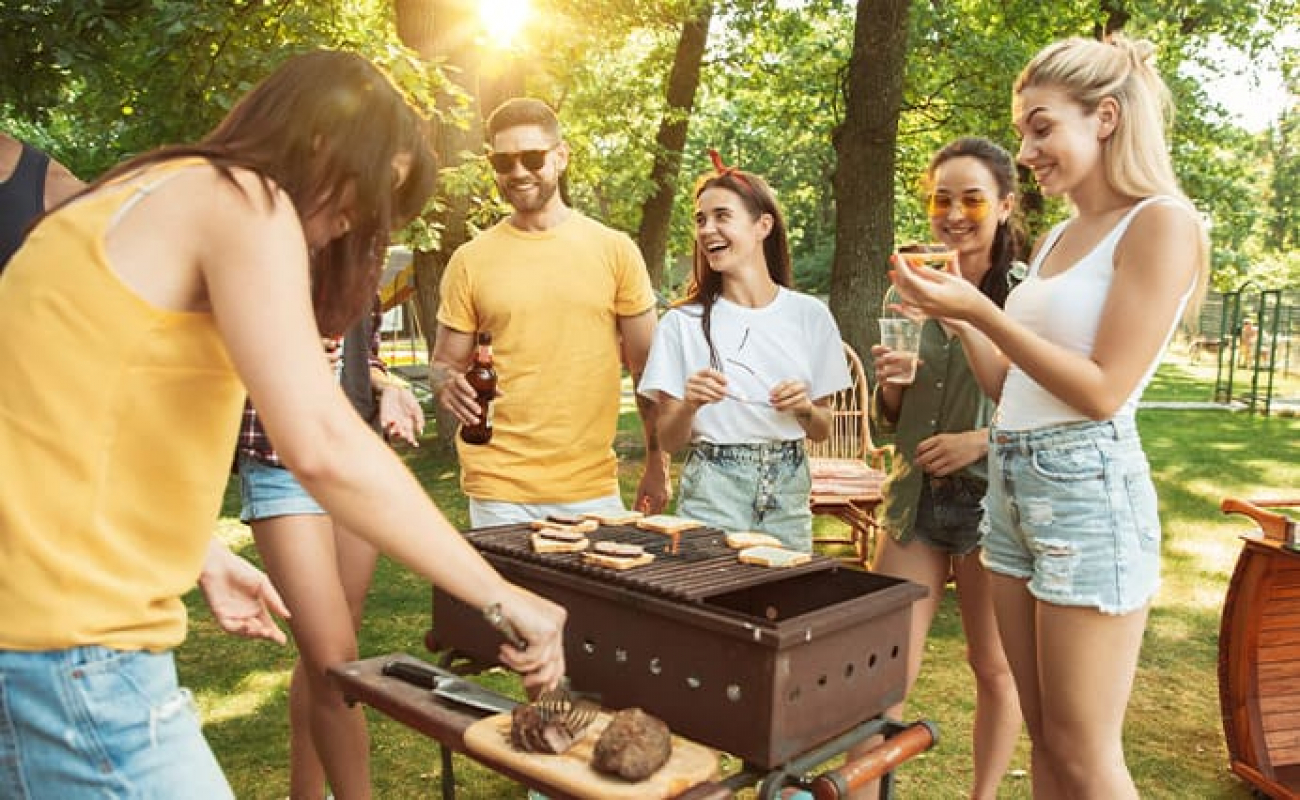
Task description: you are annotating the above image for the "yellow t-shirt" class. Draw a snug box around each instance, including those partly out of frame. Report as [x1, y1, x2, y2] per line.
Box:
[438, 211, 654, 502]
[0, 163, 245, 651]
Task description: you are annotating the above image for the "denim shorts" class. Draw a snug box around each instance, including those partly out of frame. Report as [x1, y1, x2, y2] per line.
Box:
[910, 475, 986, 557]
[677, 440, 812, 552]
[979, 417, 1161, 614]
[237, 452, 325, 523]
[0, 646, 233, 799]
[468, 493, 627, 529]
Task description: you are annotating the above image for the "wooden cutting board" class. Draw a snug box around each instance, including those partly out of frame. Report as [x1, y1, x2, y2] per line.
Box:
[463, 711, 719, 799]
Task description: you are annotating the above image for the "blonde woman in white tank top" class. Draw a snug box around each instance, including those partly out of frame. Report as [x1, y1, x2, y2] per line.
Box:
[890, 36, 1208, 799]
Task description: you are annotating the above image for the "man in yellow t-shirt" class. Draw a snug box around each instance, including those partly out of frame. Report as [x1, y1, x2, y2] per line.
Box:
[431, 98, 670, 526]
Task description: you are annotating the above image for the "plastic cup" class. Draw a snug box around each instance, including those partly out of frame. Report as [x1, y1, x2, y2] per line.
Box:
[879, 318, 921, 384]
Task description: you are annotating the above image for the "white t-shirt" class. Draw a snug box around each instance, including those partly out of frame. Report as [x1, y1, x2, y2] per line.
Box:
[639, 288, 850, 444]
[998, 196, 1193, 430]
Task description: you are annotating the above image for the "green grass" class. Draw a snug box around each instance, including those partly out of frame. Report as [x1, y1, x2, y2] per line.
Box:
[182, 352, 1298, 798]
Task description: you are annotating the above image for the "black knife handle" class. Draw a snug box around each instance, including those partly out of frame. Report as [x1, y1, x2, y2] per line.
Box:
[381, 659, 440, 690]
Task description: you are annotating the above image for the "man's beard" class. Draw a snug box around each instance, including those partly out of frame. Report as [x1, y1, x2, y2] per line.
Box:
[502, 175, 559, 213]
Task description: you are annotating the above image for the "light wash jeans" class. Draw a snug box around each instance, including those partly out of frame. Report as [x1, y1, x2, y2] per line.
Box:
[677, 440, 812, 552]
[0, 646, 233, 799]
[468, 493, 627, 529]
[980, 417, 1161, 614]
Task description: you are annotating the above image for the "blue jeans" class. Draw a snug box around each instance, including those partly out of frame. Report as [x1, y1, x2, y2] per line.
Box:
[677, 440, 812, 552]
[0, 646, 233, 799]
[237, 453, 325, 523]
[979, 418, 1161, 614]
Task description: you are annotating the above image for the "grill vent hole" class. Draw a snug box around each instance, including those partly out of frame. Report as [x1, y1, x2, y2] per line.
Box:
[891, 644, 900, 659]
[687, 676, 701, 690]
[649, 657, 662, 675]
[868, 653, 878, 668]
[615, 648, 628, 663]
[582, 639, 596, 655]
[844, 663, 855, 679]
[726, 684, 742, 702]
[817, 674, 828, 687]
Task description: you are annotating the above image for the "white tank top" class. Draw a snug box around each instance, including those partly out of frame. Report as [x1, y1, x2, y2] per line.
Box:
[997, 196, 1192, 430]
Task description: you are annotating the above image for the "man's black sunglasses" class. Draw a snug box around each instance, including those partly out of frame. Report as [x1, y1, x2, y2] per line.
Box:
[486, 144, 558, 174]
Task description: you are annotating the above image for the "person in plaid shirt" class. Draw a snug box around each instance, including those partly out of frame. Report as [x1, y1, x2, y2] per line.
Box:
[235, 298, 424, 799]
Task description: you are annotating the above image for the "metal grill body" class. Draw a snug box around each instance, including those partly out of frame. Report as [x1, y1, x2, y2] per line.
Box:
[430, 524, 925, 769]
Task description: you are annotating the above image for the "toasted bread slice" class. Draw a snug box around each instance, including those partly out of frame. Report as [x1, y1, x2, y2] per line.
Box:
[737, 545, 812, 568]
[530, 532, 590, 554]
[724, 531, 784, 550]
[635, 514, 705, 534]
[592, 541, 645, 557]
[579, 509, 645, 526]
[529, 518, 599, 534]
[582, 551, 655, 570]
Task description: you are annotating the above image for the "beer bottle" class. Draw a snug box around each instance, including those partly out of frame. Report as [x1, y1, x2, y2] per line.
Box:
[460, 331, 496, 445]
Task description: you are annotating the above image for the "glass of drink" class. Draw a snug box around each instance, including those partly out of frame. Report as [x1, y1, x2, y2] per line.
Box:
[878, 318, 921, 384]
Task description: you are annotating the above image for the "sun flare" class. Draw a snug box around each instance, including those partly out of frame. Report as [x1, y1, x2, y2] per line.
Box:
[479, 0, 531, 48]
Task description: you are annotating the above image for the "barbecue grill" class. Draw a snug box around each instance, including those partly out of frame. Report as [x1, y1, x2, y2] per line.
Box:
[428, 522, 926, 770]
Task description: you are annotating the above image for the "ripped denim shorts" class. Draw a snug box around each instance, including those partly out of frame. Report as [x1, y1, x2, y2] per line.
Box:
[979, 417, 1161, 615]
[677, 440, 812, 552]
[0, 646, 233, 798]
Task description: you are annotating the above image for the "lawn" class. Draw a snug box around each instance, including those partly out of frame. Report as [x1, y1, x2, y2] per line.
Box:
[181, 348, 1298, 798]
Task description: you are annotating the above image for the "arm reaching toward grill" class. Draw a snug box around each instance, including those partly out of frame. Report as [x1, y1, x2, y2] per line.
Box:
[491, 588, 568, 692]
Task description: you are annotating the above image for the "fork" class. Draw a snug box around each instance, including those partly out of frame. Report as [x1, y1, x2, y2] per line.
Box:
[534, 685, 600, 735]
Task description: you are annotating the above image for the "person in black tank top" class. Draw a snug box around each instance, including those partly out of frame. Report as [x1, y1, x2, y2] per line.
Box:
[0, 133, 83, 270]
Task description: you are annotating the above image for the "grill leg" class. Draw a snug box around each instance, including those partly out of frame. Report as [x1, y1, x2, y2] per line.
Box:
[439, 743, 456, 800]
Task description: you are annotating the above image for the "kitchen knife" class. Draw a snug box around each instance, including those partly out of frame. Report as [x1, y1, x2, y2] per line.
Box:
[380, 658, 520, 716]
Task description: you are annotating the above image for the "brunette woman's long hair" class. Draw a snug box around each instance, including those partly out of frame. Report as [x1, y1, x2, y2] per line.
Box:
[82, 50, 437, 336]
[679, 168, 793, 370]
[923, 137, 1025, 309]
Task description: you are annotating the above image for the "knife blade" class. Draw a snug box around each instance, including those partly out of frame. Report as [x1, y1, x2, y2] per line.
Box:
[380, 658, 520, 716]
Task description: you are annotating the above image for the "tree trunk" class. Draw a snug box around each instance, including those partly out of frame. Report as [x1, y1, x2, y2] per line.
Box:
[395, 0, 483, 453]
[635, 3, 713, 293]
[830, 0, 912, 367]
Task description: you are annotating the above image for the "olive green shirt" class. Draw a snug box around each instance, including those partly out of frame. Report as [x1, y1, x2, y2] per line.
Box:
[870, 321, 995, 543]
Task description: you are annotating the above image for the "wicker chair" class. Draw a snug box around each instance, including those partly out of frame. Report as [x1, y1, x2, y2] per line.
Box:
[807, 342, 891, 566]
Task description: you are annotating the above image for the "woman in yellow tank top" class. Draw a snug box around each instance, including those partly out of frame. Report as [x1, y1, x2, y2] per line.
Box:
[0, 50, 567, 799]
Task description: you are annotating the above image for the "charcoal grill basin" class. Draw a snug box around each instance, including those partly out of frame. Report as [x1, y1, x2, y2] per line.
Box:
[431, 530, 925, 769]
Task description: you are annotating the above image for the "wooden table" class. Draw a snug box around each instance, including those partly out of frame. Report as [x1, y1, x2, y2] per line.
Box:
[329, 653, 729, 800]
[1220, 528, 1300, 799]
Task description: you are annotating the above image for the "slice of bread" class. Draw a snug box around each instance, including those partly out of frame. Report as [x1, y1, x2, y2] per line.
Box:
[724, 531, 784, 550]
[581, 551, 655, 570]
[529, 518, 599, 534]
[635, 515, 705, 534]
[580, 509, 645, 526]
[592, 541, 645, 557]
[737, 545, 811, 568]
[530, 532, 590, 554]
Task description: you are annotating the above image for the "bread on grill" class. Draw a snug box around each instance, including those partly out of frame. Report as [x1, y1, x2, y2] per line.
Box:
[635, 514, 704, 534]
[529, 518, 599, 534]
[582, 543, 654, 570]
[530, 531, 590, 554]
[737, 545, 811, 568]
[580, 509, 645, 526]
[724, 531, 784, 550]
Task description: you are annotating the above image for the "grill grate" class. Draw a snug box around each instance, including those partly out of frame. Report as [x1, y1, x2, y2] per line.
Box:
[466, 523, 836, 601]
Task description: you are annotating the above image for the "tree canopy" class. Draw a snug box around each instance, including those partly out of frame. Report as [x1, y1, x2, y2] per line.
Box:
[3, 0, 1295, 330]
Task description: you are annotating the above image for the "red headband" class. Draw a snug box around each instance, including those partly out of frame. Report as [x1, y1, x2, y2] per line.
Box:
[708, 148, 753, 191]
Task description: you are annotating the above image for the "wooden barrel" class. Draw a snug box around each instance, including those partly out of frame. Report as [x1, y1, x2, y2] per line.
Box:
[1219, 498, 1300, 799]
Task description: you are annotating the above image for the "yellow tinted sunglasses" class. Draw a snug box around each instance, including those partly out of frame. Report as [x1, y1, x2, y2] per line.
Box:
[927, 193, 991, 223]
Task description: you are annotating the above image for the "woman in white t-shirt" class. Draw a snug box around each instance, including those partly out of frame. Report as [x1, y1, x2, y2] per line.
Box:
[890, 36, 1208, 798]
[639, 155, 849, 552]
